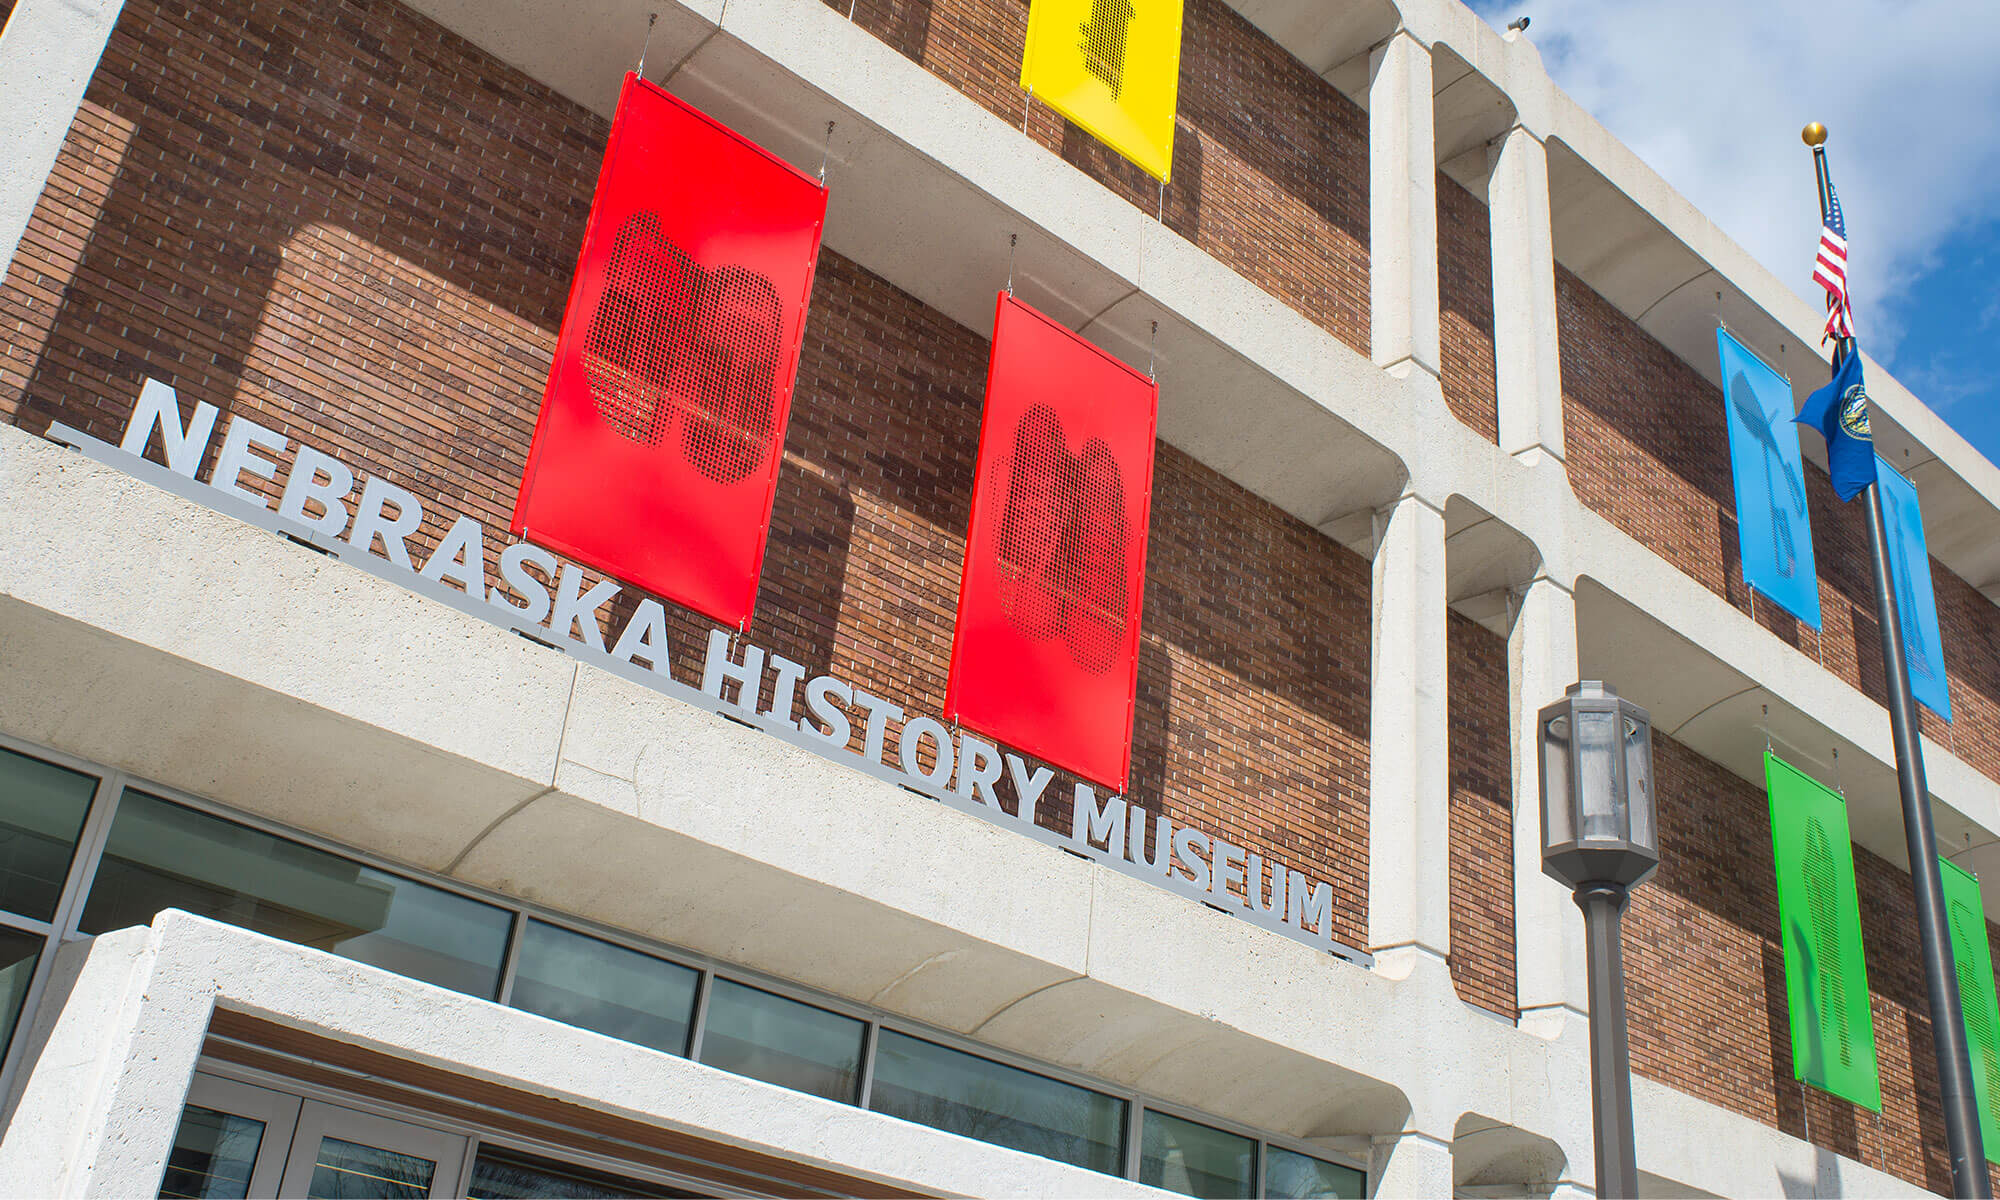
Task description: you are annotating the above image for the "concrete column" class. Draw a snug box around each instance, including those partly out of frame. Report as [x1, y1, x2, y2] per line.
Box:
[1368, 31, 1440, 380]
[1488, 125, 1564, 466]
[0, 0, 125, 282]
[1509, 574, 1589, 1036]
[1367, 493, 1450, 975]
[1367, 1130, 1454, 1198]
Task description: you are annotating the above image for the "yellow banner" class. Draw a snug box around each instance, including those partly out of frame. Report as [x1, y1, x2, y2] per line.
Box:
[1021, 0, 1184, 182]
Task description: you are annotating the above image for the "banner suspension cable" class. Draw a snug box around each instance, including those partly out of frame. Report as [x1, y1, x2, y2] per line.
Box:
[636, 12, 658, 78]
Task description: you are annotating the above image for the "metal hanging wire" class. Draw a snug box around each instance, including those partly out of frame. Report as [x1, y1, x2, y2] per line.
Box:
[1147, 321, 1158, 382]
[636, 12, 659, 78]
[1005, 233, 1018, 297]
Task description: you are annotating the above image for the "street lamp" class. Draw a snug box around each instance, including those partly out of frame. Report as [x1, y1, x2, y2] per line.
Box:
[1539, 680, 1658, 1200]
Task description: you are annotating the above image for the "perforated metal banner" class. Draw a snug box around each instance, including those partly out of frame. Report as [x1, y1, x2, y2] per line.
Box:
[1876, 456, 1953, 722]
[512, 73, 827, 628]
[946, 293, 1157, 791]
[1940, 858, 2000, 1161]
[1716, 328, 1821, 629]
[1766, 751, 1882, 1111]
[1021, 0, 1184, 181]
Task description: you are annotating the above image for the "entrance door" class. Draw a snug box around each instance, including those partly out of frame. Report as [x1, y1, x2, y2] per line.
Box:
[162, 1072, 466, 1199]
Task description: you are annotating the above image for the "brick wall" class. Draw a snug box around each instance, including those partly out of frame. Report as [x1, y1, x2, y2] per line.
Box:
[1447, 611, 1514, 1017]
[1439, 173, 1499, 443]
[1557, 266, 2000, 789]
[836, 0, 1371, 358]
[1628, 732, 2000, 1194]
[0, 0, 1373, 945]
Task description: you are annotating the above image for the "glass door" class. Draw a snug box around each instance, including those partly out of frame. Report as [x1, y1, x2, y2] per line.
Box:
[160, 1073, 466, 1199]
[276, 1102, 467, 1198]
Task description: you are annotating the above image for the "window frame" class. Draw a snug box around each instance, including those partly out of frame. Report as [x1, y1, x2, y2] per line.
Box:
[0, 729, 1369, 1195]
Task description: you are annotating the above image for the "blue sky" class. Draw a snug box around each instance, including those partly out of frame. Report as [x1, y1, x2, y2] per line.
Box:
[1468, 0, 2000, 470]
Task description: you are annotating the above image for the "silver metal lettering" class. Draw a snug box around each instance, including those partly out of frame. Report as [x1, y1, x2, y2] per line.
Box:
[347, 476, 425, 570]
[1128, 811, 1172, 874]
[120, 378, 217, 477]
[490, 542, 556, 625]
[418, 515, 488, 594]
[899, 716, 954, 785]
[1172, 825, 1212, 891]
[1286, 870, 1333, 940]
[952, 734, 1004, 810]
[277, 445, 354, 536]
[610, 598, 673, 676]
[1069, 784, 1127, 853]
[1006, 754, 1054, 828]
[801, 675, 854, 749]
[853, 689, 904, 767]
[210, 415, 288, 507]
[701, 628, 765, 713]
[764, 655, 807, 727]
[1247, 853, 1286, 916]
[1210, 837, 1247, 906]
[549, 566, 620, 651]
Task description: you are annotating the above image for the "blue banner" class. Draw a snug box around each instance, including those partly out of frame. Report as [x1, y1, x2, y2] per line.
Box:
[1875, 456, 1952, 721]
[1717, 329, 1821, 628]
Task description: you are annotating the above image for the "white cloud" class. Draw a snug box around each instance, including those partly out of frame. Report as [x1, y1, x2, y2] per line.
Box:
[1479, 0, 2000, 363]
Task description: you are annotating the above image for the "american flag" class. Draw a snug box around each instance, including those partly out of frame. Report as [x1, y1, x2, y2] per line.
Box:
[1814, 175, 1855, 341]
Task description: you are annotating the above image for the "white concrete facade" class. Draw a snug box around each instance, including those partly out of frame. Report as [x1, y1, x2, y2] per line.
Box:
[0, 0, 1993, 1195]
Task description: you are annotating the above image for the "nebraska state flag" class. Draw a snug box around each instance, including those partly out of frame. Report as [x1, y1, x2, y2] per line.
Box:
[1021, 0, 1184, 181]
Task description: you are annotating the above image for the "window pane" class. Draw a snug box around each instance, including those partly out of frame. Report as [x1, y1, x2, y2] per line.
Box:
[0, 746, 95, 921]
[306, 1136, 435, 1200]
[1140, 1110, 1255, 1199]
[467, 1146, 692, 1199]
[508, 920, 697, 1056]
[79, 792, 511, 998]
[0, 929, 42, 1061]
[697, 978, 863, 1102]
[158, 1105, 265, 1199]
[869, 1030, 1126, 1174]
[1265, 1146, 1365, 1200]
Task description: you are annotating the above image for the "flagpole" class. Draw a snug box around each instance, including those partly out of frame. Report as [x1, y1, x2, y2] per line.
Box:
[1804, 122, 1990, 1198]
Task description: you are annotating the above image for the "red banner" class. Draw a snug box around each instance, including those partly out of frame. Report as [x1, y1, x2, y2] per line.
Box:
[946, 293, 1158, 790]
[512, 74, 827, 628]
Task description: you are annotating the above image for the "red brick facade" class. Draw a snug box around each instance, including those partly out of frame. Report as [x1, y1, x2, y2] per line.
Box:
[1, 0, 1996, 1189]
[1557, 266, 2000, 789]
[0, 0, 1371, 944]
[837, 0, 1372, 357]
[1630, 733, 2000, 1194]
[1439, 173, 1500, 442]
[1448, 612, 1515, 1017]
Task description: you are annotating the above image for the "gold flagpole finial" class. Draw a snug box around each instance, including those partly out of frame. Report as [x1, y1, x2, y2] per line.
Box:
[1801, 122, 1828, 147]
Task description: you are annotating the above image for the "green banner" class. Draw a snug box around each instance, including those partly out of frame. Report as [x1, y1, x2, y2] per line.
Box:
[1766, 752, 1881, 1110]
[1940, 857, 2000, 1161]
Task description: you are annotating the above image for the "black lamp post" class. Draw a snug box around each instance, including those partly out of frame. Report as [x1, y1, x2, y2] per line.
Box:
[1539, 680, 1658, 1200]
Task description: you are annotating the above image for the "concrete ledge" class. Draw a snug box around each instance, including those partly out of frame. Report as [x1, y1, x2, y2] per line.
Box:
[0, 913, 1167, 1198]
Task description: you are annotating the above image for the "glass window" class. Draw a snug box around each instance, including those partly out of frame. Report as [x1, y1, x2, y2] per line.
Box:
[1265, 1145, 1365, 1200]
[306, 1136, 434, 1199]
[78, 792, 511, 998]
[869, 1030, 1126, 1174]
[0, 929, 42, 1062]
[508, 920, 698, 1056]
[158, 1105, 266, 1200]
[0, 746, 96, 921]
[1140, 1110, 1256, 1199]
[467, 1146, 692, 1199]
[697, 978, 864, 1103]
